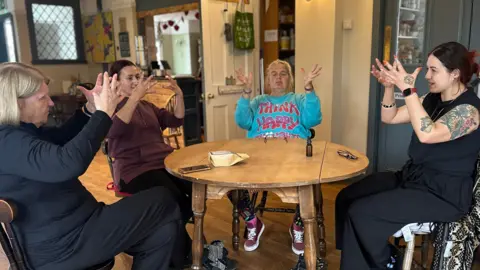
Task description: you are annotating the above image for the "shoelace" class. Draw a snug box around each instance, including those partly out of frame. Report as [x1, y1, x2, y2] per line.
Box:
[293, 230, 304, 243]
[247, 227, 257, 240]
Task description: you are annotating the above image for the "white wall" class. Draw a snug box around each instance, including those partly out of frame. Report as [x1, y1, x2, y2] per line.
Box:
[296, 0, 374, 153]
[81, 0, 138, 63]
[295, 0, 337, 142]
[333, 0, 373, 153]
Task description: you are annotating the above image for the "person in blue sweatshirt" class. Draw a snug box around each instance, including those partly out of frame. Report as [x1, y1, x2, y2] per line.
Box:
[228, 59, 322, 255]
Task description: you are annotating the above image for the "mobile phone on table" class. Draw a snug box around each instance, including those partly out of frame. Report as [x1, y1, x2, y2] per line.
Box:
[178, 164, 212, 174]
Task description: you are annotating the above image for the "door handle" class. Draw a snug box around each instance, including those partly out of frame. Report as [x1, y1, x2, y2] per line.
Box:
[207, 93, 215, 99]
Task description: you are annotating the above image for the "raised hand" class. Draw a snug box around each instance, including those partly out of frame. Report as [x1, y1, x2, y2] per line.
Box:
[130, 74, 156, 101]
[371, 62, 394, 88]
[375, 56, 422, 92]
[77, 73, 104, 112]
[235, 68, 253, 90]
[302, 64, 322, 90]
[163, 75, 183, 95]
[93, 72, 122, 117]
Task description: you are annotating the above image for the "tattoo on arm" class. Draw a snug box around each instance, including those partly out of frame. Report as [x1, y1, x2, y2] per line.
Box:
[439, 104, 479, 140]
[420, 116, 434, 133]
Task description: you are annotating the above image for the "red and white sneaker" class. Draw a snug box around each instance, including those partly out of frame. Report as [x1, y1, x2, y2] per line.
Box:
[290, 223, 305, 255]
[244, 216, 265, 252]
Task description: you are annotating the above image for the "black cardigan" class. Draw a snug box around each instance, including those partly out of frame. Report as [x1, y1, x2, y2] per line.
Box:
[0, 110, 111, 248]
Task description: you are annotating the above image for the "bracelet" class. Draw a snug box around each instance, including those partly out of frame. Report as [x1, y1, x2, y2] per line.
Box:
[381, 102, 396, 108]
[82, 104, 93, 117]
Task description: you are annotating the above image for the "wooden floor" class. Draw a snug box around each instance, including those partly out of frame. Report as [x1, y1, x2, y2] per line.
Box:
[1, 152, 479, 269]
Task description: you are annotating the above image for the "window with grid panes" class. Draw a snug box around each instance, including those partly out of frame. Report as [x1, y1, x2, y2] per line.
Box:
[26, 0, 85, 64]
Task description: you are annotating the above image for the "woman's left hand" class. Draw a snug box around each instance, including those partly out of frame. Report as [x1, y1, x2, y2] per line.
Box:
[375, 56, 422, 92]
[302, 64, 322, 90]
[164, 76, 183, 96]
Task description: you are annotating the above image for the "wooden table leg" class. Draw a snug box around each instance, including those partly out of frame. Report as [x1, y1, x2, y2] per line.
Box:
[192, 183, 206, 270]
[299, 185, 318, 270]
[232, 189, 240, 251]
[314, 184, 328, 268]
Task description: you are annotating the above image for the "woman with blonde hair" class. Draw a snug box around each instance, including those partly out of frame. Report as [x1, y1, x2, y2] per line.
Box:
[228, 59, 322, 254]
[0, 62, 184, 270]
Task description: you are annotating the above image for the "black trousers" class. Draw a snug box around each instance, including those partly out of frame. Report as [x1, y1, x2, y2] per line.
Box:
[32, 187, 183, 270]
[120, 169, 193, 264]
[335, 172, 465, 270]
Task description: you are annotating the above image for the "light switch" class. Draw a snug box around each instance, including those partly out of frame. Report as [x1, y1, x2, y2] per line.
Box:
[343, 19, 353, 30]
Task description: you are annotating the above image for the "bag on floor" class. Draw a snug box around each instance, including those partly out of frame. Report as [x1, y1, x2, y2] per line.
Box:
[202, 240, 237, 270]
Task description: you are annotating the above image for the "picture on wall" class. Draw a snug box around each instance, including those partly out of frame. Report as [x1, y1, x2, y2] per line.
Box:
[83, 12, 115, 63]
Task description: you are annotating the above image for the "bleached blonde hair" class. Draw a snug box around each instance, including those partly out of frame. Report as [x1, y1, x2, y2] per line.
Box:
[0, 63, 48, 125]
[265, 59, 295, 94]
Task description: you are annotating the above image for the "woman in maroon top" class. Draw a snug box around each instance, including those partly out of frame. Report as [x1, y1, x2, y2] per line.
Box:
[105, 60, 192, 266]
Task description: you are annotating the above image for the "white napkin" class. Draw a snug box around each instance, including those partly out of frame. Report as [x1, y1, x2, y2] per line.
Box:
[208, 151, 249, 167]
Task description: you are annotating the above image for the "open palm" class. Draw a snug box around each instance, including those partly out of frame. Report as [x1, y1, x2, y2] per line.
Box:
[77, 73, 104, 110]
[235, 68, 253, 90]
[302, 64, 322, 89]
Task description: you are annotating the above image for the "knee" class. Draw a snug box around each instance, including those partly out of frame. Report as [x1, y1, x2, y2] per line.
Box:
[346, 199, 369, 222]
[155, 221, 180, 246]
[141, 187, 183, 221]
[335, 186, 352, 208]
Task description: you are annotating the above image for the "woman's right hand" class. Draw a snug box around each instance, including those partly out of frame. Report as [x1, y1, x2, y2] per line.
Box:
[235, 68, 253, 90]
[130, 74, 156, 102]
[371, 60, 394, 88]
[93, 72, 123, 117]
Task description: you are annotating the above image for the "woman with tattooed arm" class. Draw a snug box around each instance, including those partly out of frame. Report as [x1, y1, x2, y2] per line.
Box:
[335, 41, 480, 270]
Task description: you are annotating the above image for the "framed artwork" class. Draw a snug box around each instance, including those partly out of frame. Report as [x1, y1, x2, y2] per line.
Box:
[83, 12, 115, 63]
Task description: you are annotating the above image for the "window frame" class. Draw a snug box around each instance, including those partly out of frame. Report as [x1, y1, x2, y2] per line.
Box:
[25, 0, 86, 64]
[0, 12, 18, 63]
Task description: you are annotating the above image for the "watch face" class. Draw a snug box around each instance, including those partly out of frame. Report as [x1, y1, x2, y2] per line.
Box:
[403, 88, 411, 96]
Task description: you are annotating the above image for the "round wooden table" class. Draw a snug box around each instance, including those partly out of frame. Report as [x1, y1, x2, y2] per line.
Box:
[165, 138, 369, 270]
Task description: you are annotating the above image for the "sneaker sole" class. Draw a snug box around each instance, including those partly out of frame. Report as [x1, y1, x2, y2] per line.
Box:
[289, 229, 305, 255]
[244, 223, 265, 252]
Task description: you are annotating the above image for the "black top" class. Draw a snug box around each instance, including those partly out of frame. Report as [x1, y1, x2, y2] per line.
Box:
[400, 88, 480, 213]
[0, 110, 112, 248]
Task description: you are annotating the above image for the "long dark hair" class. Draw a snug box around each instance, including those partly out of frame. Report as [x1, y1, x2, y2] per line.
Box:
[428, 42, 479, 86]
[108, 60, 136, 79]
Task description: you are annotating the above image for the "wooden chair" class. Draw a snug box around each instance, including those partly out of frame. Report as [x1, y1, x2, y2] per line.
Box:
[392, 223, 431, 270]
[394, 157, 480, 269]
[0, 199, 114, 270]
[144, 88, 184, 150]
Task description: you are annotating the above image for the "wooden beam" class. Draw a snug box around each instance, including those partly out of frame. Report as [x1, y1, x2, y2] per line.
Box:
[217, 0, 250, 4]
[137, 3, 199, 18]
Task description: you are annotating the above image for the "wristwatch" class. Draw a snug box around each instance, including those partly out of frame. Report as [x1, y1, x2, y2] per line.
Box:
[402, 87, 417, 97]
